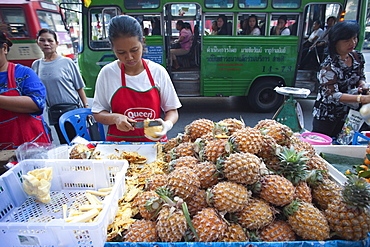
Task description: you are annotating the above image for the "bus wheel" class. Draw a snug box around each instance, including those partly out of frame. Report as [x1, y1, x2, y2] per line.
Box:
[247, 79, 284, 113]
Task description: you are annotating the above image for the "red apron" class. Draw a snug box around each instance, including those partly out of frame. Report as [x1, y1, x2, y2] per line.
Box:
[0, 63, 51, 149]
[106, 59, 167, 142]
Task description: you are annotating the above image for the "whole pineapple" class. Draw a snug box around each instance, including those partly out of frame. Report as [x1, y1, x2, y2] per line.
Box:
[185, 118, 214, 141]
[211, 181, 250, 213]
[202, 138, 228, 163]
[305, 155, 329, 176]
[192, 207, 227, 242]
[124, 219, 158, 242]
[307, 170, 342, 210]
[259, 220, 296, 242]
[218, 223, 248, 242]
[259, 175, 295, 207]
[132, 190, 161, 220]
[147, 173, 168, 191]
[325, 176, 370, 241]
[213, 118, 245, 137]
[184, 188, 208, 216]
[290, 135, 316, 158]
[236, 197, 274, 230]
[256, 119, 293, 146]
[193, 161, 219, 189]
[257, 135, 282, 172]
[223, 152, 262, 185]
[284, 200, 330, 241]
[169, 142, 196, 160]
[168, 166, 200, 199]
[156, 204, 188, 242]
[226, 127, 264, 154]
[169, 156, 199, 170]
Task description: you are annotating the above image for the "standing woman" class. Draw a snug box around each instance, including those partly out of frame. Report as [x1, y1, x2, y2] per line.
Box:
[0, 32, 51, 149]
[33, 28, 89, 144]
[245, 15, 261, 35]
[312, 21, 370, 138]
[92, 15, 181, 142]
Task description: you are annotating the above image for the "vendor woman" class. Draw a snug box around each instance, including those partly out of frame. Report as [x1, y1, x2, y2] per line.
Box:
[92, 15, 181, 142]
[0, 32, 51, 149]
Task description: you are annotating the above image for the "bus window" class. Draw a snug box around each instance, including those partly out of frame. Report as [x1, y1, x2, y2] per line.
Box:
[89, 7, 119, 50]
[0, 8, 29, 38]
[270, 14, 299, 36]
[37, 11, 66, 32]
[205, 0, 233, 9]
[238, 0, 267, 9]
[344, 0, 360, 21]
[124, 0, 160, 10]
[205, 14, 233, 35]
[272, 0, 301, 9]
[238, 14, 266, 35]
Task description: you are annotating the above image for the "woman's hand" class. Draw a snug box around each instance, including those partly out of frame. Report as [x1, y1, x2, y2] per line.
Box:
[113, 114, 135, 132]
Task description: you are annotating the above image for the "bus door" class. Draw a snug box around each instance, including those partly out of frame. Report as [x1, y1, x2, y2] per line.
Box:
[163, 3, 202, 96]
[295, 3, 343, 93]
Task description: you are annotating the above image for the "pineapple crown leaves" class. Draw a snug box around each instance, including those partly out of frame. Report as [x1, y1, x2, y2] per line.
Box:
[155, 186, 175, 205]
[276, 146, 309, 185]
[213, 122, 229, 136]
[342, 176, 370, 209]
[181, 201, 199, 241]
[283, 199, 302, 217]
[305, 169, 325, 187]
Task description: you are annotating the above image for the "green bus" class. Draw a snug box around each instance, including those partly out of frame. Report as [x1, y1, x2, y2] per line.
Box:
[62, 0, 368, 112]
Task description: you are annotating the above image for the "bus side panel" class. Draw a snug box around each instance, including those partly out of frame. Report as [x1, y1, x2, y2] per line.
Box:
[201, 36, 299, 96]
[78, 51, 116, 97]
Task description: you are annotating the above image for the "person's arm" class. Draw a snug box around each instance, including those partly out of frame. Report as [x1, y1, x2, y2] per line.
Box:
[93, 111, 135, 132]
[0, 95, 40, 113]
[77, 88, 89, 108]
[163, 109, 179, 125]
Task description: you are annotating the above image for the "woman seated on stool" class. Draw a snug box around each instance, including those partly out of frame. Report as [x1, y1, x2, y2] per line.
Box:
[170, 20, 192, 70]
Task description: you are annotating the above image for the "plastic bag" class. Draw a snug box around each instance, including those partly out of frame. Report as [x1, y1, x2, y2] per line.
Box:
[336, 109, 365, 145]
[15, 142, 68, 161]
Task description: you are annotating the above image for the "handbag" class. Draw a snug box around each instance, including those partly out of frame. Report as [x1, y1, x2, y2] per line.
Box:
[171, 43, 181, 49]
[48, 103, 80, 125]
[87, 116, 103, 141]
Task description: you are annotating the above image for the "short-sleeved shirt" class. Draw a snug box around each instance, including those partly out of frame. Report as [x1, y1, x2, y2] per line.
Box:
[308, 28, 323, 43]
[180, 29, 192, 50]
[313, 51, 366, 122]
[92, 59, 182, 114]
[32, 56, 85, 107]
[0, 63, 46, 115]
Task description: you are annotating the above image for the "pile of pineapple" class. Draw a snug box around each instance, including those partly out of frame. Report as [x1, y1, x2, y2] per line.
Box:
[113, 118, 370, 243]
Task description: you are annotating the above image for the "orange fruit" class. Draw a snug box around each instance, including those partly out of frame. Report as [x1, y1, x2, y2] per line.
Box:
[364, 158, 370, 165]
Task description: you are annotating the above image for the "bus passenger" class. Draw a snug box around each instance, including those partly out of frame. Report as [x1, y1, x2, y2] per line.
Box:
[217, 15, 230, 35]
[92, 15, 181, 142]
[270, 15, 290, 35]
[0, 32, 51, 149]
[33, 28, 89, 144]
[312, 21, 370, 138]
[210, 20, 218, 35]
[170, 20, 192, 70]
[245, 15, 261, 35]
[151, 17, 161, 35]
[299, 20, 324, 69]
[310, 16, 337, 53]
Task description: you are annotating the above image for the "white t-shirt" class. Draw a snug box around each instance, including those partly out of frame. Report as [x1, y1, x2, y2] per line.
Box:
[308, 28, 323, 43]
[251, 28, 261, 35]
[92, 59, 182, 114]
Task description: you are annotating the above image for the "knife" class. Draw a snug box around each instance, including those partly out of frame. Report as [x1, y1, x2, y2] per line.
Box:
[131, 120, 162, 129]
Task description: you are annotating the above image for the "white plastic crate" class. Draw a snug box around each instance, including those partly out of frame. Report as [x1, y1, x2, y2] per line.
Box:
[0, 159, 128, 247]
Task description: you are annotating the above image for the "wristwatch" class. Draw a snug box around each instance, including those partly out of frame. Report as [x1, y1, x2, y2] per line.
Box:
[84, 103, 89, 107]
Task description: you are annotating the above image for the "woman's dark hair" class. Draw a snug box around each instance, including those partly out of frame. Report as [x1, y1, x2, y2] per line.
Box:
[176, 20, 185, 29]
[246, 15, 259, 35]
[0, 32, 13, 52]
[328, 21, 360, 57]
[314, 20, 322, 27]
[217, 15, 228, 35]
[37, 28, 58, 42]
[278, 15, 288, 24]
[108, 15, 143, 43]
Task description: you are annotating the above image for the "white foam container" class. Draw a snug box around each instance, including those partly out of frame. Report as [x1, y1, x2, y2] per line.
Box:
[0, 159, 128, 247]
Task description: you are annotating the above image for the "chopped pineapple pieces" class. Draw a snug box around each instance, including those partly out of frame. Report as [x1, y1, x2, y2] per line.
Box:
[22, 167, 53, 203]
